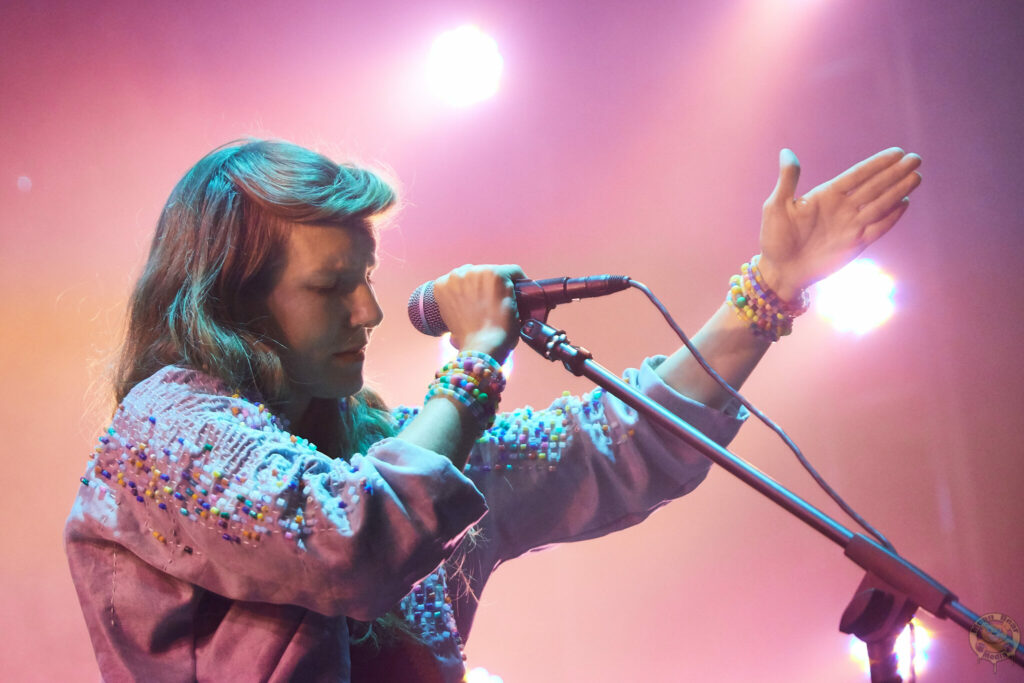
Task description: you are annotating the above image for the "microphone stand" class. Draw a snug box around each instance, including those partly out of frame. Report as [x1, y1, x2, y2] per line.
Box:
[518, 318, 1023, 681]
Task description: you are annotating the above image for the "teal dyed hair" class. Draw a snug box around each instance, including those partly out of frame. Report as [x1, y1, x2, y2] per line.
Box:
[116, 139, 398, 458]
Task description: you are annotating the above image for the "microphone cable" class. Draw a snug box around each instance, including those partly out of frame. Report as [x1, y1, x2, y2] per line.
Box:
[625, 278, 895, 551]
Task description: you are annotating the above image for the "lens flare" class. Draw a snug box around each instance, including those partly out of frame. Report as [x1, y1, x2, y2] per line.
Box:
[848, 619, 932, 677]
[427, 24, 504, 107]
[814, 258, 896, 334]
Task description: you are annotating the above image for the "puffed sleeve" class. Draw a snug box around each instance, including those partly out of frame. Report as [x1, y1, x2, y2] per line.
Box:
[461, 355, 745, 563]
[64, 367, 487, 620]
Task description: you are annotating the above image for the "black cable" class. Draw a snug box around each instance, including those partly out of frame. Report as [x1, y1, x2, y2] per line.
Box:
[628, 279, 895, 551]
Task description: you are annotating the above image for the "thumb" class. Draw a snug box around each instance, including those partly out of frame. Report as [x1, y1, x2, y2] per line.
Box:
[769, 148, 801, 204]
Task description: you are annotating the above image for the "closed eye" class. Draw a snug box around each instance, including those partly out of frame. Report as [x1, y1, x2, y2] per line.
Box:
[309, 278, 373, 295]
[308, 283, 339, 293]
[308, 265, 376, 293]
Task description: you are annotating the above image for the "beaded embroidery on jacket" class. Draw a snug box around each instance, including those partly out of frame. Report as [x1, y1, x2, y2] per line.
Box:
[83, 383, 628, 554]
[80, 370, 390, 554]
[78, 366, 635, 664]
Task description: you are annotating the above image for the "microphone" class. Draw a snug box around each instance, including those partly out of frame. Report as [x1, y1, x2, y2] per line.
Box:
[407, 275, 632, 336]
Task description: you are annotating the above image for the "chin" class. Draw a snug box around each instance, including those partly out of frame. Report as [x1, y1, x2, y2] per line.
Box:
[286, 360, 364, 402]
[318, 374, 364, 400]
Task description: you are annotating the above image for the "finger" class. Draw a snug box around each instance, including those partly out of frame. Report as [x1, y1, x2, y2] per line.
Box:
[495, 264, 527, 282]
[858, 171, 921, 225]
[441, 264, 472, 284]
[861, 198, 910, 245]
[768, 148, 801, 203]
[832, 147, 906, 194]
[848, 153, 922, 208]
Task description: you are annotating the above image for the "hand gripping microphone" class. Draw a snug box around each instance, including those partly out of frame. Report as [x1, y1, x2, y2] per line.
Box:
[407, 275, 632, 336]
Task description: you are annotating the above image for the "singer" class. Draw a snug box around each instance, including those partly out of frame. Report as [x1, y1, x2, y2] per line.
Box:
[65, 139, 921, 681]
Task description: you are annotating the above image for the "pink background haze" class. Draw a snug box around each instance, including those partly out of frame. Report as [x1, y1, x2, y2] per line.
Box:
[1, 1, 1022, 681]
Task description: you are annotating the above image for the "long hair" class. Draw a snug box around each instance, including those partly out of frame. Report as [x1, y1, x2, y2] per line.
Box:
[115, 139, 397, 457]
[118, 139, 469, 649]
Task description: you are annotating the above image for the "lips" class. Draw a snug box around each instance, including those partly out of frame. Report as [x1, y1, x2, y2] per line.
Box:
[334, 344, 367, 357]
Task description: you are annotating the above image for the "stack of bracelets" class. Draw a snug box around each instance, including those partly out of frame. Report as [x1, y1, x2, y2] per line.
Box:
[727, 254, 810, 342]
[426, 351, 506, 429]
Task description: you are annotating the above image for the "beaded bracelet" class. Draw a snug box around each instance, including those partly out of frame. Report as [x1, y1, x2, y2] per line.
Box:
[425, 375, 499, 428]
[726, 254, 810, 342]
[425, 351, 505, 429]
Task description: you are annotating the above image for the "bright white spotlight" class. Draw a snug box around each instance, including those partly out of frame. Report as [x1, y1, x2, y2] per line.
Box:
[465, 666, 504, 683]
[427, 25, 503, 107]
[848, 619, 932, 677]
[814, 258, 896, 335]
[440, 333, 513, 380]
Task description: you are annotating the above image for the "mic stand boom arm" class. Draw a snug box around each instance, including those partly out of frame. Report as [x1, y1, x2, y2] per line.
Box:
[518, 319, 1023, 679]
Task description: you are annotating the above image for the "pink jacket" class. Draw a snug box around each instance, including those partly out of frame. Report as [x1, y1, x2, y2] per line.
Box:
[66, 358, 744, 681]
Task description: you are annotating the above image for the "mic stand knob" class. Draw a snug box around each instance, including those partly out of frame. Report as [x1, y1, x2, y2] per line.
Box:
[840, 573, 918, 683]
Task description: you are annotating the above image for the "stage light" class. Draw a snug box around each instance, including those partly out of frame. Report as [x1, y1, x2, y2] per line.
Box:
[426, 24, 503, 107]
[814, 258, 895, 334]
[848, 619, 932, 678]
[440, 333, 513, 379]
[466, 666, 504, 683]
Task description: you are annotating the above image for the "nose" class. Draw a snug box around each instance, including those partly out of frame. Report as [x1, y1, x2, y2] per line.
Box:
[350, 282, 384, 329]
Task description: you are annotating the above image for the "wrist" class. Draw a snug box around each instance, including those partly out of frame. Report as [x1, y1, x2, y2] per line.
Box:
[461, 330, 514, 364]
[754, 256, 804, 303]
[426, 351, 507, 430]
[726, 255, 810, 343]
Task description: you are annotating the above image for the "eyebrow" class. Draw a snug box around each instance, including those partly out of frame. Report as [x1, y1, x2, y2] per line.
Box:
[310, 259, 378, 277]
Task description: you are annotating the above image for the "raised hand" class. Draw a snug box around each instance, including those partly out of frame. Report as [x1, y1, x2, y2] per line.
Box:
[757, 148, 922, 301]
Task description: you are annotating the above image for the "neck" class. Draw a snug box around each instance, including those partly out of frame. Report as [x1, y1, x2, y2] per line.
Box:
[290, 397, 342, 459]
[282, 392, 311, 426]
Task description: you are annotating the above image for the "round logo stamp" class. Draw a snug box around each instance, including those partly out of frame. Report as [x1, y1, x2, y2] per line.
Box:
[969, 612, 1020, 671]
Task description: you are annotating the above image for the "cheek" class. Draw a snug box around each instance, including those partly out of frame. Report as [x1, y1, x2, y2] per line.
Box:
[270, 298, 336, 353]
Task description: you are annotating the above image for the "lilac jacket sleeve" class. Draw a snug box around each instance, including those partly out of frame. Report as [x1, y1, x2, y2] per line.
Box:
[464, 356, 746, 563]
[64, 367, 487, 620]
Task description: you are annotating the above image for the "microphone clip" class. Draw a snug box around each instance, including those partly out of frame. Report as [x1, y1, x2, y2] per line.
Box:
[513, 280, 554, 324]
[519, 319, 593, 377]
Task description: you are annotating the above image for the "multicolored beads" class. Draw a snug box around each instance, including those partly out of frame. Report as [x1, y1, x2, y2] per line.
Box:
[81, 394, 370, 551]
[425, 351, 506, 429]
[399, 566, 465, 656]
[727, 254, 810, 342]
[397, 386, 632, 475]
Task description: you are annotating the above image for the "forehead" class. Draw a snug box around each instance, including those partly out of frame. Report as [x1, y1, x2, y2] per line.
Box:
[280, 223, 377, 273]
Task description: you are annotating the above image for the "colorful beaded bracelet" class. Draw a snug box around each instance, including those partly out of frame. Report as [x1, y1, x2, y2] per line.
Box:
[425, 380, 497, 428]
[425, 351, 505, 429]
[726, 254, 810, 342]
[436, 352, 506, 393]
[425, 385, 493, 427]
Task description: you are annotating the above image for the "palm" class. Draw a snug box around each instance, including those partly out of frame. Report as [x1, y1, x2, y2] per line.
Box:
[758, 148, 922, 299]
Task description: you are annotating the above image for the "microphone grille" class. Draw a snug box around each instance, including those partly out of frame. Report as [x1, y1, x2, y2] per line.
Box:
[407, 281, 447, 336]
